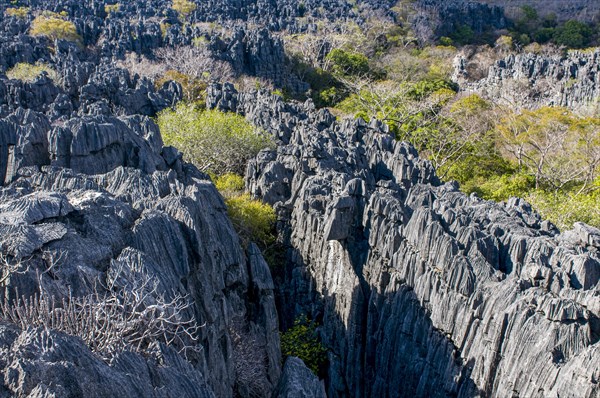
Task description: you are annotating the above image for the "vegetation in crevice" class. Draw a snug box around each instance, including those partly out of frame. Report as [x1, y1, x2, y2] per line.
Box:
[280, 315, 328, 376]
[6, 62, 60, 85]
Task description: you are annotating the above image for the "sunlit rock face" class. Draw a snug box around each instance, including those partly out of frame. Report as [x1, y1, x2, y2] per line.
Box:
[453, 49, 600, 110]
[206, 85, 600, 398]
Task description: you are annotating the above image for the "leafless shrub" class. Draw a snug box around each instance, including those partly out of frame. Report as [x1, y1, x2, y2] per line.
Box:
[234, 75, 275, 92]
[229, 319, 270, 398]
[153, 44, 234, 82]
[0, 252, 30, 285]
[0, 265, 201, 361]
[0, 249, 64, 285]
[117, 52, 167, 81]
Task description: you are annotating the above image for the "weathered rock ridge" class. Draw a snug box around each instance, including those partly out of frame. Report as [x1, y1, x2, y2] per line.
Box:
[410, 0, 507, 43]
[0, 103, 286, 396]
[208, 84, 600, 397]
[454, 48, 600, 110]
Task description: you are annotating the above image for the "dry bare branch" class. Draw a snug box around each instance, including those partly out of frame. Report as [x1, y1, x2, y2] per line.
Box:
[0, 265, 202, 361]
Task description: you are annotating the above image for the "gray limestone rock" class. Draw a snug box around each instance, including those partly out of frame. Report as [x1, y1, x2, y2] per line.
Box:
[0, 95, 281, 397]
[0, 323, 216, 398]
[243, 89, 600, 398]
[273, 357, 327, 398]
[454, 49, 600, 110]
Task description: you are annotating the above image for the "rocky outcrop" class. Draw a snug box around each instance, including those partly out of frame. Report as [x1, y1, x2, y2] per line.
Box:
[411, 0, 507, 43]
[0, 97, 281, 397]
[454, 48, 600, 110]
[274, 357, 327, 398]
[205, 86, 600, 397]
[0, 323, 216, 398]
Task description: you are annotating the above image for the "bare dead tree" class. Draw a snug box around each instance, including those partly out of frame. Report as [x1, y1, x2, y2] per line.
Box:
[153, 45, 234, 82]
[229, 318, 270, 398]
[0, 265, 202, 361]
[117, 44, 234, 86]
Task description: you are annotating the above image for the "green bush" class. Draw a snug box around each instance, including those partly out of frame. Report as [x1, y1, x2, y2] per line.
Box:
[6, 62, 59, 84]
[226, 194, 276, 246]
[157, 104, 274, 176]
[553, 20, 593, 49]
[470, 173, 535, 202]
[532, 27, 555, 44]
[526, 189, 600, 231]
[104, 4, 120, 15]
[280, 315, 327, 376]
[172, 0, 197, 19]
[439, 36, 453, 46]
[215, 173, 245, 199]
[326, 48, 370, 77]
[449, 24, 474, 45]
[407, 78, 457, 100]
[30, 14, 81, 43]
[507, 6, 595, 49]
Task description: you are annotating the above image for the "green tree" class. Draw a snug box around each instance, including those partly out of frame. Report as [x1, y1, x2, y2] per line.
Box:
[497, 107, 600, 192]
[553, 20, 593, 48]
[30, 14, 81, 43]
[449, 24, 474, 45]
[326, 48, 370, 77]
[280, 315, 327, 375]
[157, 104, 274, 176]
[6, 62, 59, 85]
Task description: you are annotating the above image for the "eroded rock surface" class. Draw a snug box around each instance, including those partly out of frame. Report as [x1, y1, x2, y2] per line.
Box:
[209, 86, 600, 398]
[454, 49, 600, 110]
[0, 103, 281, 398]
[274, 357, 327, 398]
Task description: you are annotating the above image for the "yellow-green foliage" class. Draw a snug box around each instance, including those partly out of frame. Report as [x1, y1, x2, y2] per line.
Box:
[214, 173, 275, 245]
[155, 70, 205, 103]
[104, 4, 120, 15]
[192, 36, 207, 47]
[30, 14, 81, 43]
[5, 7, 29, 19]
[160, 22, 171, 38]
[226, 194, 276, 246]
[157, 104, 273, 176]
[280, 315, 327, 375]
[463, 172, 535, 202]
[6, 62, 59, 84]
[442, 104, 600, 231]
[215, 173, 245, 198]
[526, 189, 600, 230]
[172, 0, 197, 18]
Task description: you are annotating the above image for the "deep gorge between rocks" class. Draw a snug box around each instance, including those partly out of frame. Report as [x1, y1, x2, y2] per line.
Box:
[0, 1, 599, 397]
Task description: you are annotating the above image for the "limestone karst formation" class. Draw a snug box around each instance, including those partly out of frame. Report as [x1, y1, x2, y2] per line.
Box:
[0, 0, 598, 397]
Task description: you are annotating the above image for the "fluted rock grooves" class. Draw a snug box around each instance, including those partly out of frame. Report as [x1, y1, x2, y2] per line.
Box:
[1, 0, 599, 396]
[454, 49, 600, 110]
[208, 84, 599, 398]
[0, 110, 281, 397]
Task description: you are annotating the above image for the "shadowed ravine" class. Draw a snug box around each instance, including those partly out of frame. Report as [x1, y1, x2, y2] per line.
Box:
[210, 84, 600, 398]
